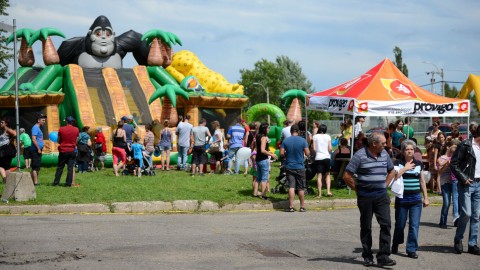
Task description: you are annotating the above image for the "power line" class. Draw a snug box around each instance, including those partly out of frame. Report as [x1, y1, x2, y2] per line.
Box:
[419, 81, 465, 88]
[443, 69, 480, 73]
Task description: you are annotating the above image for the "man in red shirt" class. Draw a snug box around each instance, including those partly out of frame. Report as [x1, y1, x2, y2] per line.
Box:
[52, 116, 79, 187]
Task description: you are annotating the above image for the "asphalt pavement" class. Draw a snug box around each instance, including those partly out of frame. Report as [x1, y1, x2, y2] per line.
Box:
[0, 201, 478, 269]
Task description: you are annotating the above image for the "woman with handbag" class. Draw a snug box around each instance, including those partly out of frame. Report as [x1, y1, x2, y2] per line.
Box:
[0, 117, 16, 183]
[210, 121, 223, 173]
[391, 139, 430, 259]
[76, 126, 92, 173]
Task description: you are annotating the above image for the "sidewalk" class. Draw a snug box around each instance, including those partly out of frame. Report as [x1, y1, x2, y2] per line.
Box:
[0, 196, 443, 215]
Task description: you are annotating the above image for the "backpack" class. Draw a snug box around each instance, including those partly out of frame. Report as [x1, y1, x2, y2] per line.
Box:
[94, 142, 103, 154]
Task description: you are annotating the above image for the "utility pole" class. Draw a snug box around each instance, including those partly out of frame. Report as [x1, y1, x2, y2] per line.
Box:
[423, 61, 444, 96]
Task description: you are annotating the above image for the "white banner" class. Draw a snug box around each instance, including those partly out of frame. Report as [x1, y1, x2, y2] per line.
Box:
[307, 96, 470, 117]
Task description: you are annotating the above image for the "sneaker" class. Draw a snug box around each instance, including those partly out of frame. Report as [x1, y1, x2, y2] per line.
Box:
[285, 207, 295, 212]
[468, 245, 480, 255]
[362, 257, 374, 267]
[454, 239, 463, 254]
[377, 257, 396, 267]
[407, 252, 418, 259]
[453, 217, 459, 227]
[439, 224, 448, 229]
[299, 207, 306, 212]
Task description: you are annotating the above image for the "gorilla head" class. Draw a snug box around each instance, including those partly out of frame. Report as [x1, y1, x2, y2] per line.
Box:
[85, 15, 116, 57]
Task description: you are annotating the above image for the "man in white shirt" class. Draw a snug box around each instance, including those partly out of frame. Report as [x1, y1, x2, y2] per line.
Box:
[354, 116, 365, 139]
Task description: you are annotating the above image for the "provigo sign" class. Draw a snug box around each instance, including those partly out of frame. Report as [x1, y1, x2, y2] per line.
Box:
[413, 101, 469, 115]
[328, 98, 349, 111]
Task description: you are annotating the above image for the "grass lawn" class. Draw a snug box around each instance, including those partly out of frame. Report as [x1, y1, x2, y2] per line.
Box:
[0, 162, 359, 206]
[1, 162, 441, 206]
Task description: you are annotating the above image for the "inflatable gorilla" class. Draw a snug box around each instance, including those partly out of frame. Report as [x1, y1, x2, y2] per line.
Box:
[57, 15, 149, 68]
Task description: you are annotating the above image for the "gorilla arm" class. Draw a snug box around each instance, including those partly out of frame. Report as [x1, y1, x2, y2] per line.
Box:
[116, 30, 149, 66]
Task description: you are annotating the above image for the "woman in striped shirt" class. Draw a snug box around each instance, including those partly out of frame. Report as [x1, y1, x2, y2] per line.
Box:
[391, 139, 430, 259]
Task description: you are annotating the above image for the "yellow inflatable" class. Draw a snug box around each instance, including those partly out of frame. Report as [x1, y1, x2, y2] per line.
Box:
[166, 50, 244, 95]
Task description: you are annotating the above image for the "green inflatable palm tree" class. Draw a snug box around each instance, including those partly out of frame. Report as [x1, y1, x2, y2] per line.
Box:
[149, 84, 189, 127]
[281, 89, 306, 123]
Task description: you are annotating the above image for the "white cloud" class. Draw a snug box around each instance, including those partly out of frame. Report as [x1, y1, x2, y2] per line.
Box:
[2, 0, 479, 91]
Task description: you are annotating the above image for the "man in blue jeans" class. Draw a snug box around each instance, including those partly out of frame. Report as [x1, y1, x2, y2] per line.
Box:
[176, 115, 193, 171]
[451, 125, 480, 255]
[226, 117, 246, 174]
[344, 132, 396, 267]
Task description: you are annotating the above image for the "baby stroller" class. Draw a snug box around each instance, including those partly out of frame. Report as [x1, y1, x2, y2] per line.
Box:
[122, 155, 156, 176]
[122, 157, 137, 176]
[273, 162, 288, 194]
[141, 154, 156, 176]
[273, 159, 315, 195]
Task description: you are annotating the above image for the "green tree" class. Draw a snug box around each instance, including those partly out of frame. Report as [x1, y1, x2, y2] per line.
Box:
[0, 0, 13, 79]
[393, 46, 408, 77]
[444, 82, 459, 98]
[239, 55, 328, 124]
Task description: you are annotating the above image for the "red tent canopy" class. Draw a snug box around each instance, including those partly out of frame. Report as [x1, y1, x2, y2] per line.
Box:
[307, 58, 469, 117]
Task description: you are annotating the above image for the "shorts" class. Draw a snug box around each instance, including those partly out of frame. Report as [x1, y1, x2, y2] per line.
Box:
[95, 154, 106, 162]
[314, 159, 331, 174]
[112, 146, 127, 165]
[134, 158, 143, 168]
[23, 147, 32, 159]
[256, 159, 270, 182]
[31, 149, 42, 171]
[213, 152, 223, 162]
[192, 146, 207, 165]
[286, 168, 306, 190]
[159, 145, 172, 151]
[0, 156, 13, 170]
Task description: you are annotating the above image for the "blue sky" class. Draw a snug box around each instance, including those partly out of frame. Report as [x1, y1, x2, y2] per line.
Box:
[3, 0, 480, 94]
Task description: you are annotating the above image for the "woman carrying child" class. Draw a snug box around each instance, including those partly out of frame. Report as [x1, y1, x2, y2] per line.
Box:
[210, 121, 224, 174]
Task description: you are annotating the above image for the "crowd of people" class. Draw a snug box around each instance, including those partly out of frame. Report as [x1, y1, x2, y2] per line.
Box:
[341, 117, 480, 266]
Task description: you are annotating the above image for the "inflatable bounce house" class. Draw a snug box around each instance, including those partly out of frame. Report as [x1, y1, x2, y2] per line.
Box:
[0, 15, 249, 164]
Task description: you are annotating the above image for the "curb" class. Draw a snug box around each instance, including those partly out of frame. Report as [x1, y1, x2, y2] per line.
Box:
[0, 196, 443, 215]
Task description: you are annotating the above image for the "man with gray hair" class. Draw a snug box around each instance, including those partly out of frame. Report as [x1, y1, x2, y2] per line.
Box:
[344, 132, 396, 267]
[280, 119, 294, 143]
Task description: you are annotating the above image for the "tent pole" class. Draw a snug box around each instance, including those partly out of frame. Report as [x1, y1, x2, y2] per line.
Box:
[351, 112, 355, 158]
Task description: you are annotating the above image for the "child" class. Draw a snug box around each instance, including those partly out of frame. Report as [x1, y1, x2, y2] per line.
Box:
[220, 143, 232, 174]
[437, 140, 459, 228]
[125, 156, 136, 175]
[129, 137, 144, 177]
[19, 128, 32, 169]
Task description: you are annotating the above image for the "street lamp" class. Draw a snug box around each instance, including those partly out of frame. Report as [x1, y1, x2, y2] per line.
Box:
[252, 82, 270, 124]
[423, 61, 444, 96]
